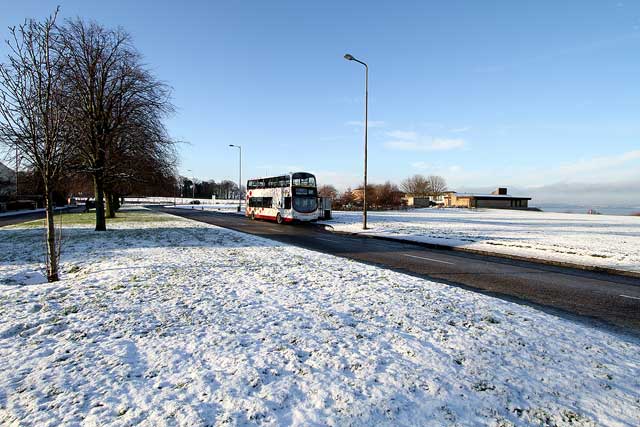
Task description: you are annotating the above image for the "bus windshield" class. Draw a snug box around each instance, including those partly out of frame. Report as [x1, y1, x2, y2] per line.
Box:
[293, 196, 317, 213]
[292, 172, 316, 187]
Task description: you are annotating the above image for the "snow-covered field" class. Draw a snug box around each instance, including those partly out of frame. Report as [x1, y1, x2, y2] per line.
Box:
[125, 197, 243, 206]
[322, 209, 640, 273]
[1, 209, 639, 426]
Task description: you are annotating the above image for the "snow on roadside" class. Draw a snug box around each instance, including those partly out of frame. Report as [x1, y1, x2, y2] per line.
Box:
[0, 210, 639, 426]
[170, 204, 245, 215]
[322, 209, 640, 273]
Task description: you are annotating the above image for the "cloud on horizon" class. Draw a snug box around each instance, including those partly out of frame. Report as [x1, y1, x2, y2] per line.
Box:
[557, 149, 640, 175]
[458, 179, 640, 207]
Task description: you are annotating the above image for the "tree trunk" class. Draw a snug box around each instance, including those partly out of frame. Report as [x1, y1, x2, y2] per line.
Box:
[105, 191, 116, 219]
[93, 173, 107, 231]
[44, 188, 59, 282]
[113, 194, 121, 212]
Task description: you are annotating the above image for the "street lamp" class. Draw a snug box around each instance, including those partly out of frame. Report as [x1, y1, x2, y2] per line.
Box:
[344, 53, 369, 229]
[15, 146, 20, 199]
[229, 144, 242, 212]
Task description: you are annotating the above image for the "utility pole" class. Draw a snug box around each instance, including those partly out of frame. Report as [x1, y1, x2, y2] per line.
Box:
[15, 146, 19, 199]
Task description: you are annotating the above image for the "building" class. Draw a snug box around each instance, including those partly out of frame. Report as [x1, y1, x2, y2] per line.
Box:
[444, 188, 531, 209]
[0, 161, 16, 198]
[403, 192, 452, 207]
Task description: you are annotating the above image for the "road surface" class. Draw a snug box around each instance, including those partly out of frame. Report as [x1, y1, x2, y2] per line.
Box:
[0, 207, 83, 228]
[159, 207, 640, 335]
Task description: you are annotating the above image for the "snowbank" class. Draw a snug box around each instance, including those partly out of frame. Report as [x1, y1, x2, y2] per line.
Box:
[322, 209, 640, 273]
[1, 210, 638, 426]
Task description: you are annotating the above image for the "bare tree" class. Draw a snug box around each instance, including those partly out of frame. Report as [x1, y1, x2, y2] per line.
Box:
[375, 181, 403, 208]
[427, 175, 447, 198]
[336, 187, 355, 209]
[318, 184, 338, 199]
[61, 19, 172, 230]
[401, 174, 430, 196]
[102, 114, 177, 216]
[0, 9, 71, 281]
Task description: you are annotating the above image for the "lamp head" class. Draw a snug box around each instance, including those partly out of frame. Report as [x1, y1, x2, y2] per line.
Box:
[344, 54, 354, 61]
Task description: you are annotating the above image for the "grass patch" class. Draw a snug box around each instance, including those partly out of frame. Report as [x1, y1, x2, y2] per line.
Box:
[5, 209, 173, 229]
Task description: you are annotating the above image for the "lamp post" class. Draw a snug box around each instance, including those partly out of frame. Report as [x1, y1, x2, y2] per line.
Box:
[15, 146, 20, 199]
[229, 144, 242, 212]
[344, 53, 368, 229]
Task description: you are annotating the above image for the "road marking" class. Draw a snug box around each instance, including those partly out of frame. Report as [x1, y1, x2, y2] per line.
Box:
[403, 254, 454, 265]
[265, 227, 281, 233]
[620, 294, 640, 301]
[316, 237, 340, 243]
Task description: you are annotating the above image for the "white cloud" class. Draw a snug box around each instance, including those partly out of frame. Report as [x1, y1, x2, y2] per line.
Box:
[385, 129, 466, 152]
[411, 161, 431, 170]
[386, 130, 417, 140]
[410, 162, 462, 176]
[385, 138, 465, 151]
[450, 126, 470, 133]
[345, 120, 385, 128]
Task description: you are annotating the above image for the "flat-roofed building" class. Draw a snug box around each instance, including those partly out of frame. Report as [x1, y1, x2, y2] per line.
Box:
[444, 188, 531, 209]
[403, 192, 454, 207]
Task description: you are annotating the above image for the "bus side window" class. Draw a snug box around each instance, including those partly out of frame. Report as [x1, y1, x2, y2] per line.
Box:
[284, 197, 291, 209]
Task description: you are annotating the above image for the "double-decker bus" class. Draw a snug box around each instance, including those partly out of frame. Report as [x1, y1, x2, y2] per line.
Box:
[246, 172, 319, 223]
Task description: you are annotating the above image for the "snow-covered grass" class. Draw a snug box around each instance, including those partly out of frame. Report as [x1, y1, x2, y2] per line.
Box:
[1, 208, 639, 426]
[322, 208, 640, 273]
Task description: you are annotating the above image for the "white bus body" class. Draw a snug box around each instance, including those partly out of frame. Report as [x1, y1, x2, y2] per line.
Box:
[246, 172, 319, 223]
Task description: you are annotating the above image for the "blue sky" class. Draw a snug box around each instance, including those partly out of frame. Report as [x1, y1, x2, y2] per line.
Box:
[2, 1, 639, 203]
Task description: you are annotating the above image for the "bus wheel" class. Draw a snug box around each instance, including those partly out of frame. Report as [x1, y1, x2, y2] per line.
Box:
[250, 212, 256, 220]
[276, 213, 283, 224]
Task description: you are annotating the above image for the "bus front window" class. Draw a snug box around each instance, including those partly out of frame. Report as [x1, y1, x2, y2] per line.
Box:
[293, 196, 317, 213]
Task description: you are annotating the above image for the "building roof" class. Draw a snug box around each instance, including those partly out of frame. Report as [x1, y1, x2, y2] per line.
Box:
[447, 192, 531, 200]
[0, 161, 16, 180]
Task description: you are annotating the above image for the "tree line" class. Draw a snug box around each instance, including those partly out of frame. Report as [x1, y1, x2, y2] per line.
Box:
[0, 9, 177, 281]
[318, 174, 448, 210]
[179, 177, 242, 200]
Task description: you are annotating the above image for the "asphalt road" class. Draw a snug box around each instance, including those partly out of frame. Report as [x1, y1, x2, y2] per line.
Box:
[0, 207, 83, 228]
[158, 207, 640, 335]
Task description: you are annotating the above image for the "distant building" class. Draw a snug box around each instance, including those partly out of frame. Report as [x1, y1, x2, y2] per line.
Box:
[403, 192, 453, 207]
[0, 161, 16, 198]
[444, 188, 531, 209]
[351, 187, 364, 202]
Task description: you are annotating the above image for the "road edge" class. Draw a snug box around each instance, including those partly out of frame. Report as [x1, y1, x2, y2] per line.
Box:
[319, 224, 640, 280]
